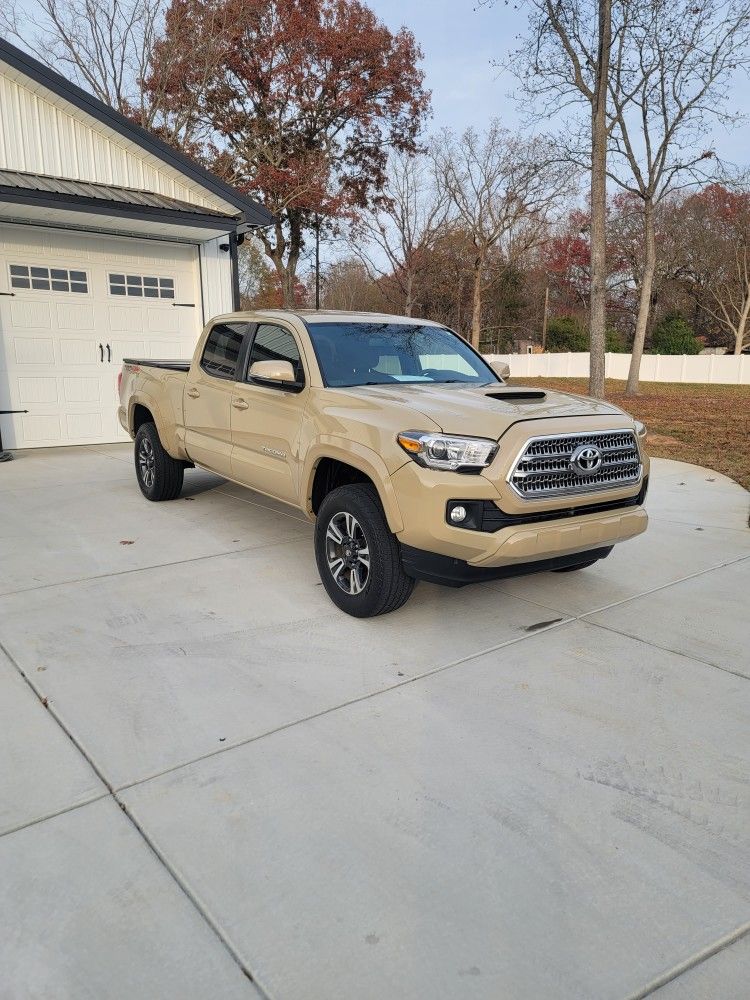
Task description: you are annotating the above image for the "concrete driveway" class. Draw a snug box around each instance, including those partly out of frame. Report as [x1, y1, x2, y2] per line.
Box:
[1, 445, 748, 1000]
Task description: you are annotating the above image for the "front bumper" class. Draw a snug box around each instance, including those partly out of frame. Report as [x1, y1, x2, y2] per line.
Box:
[392, 459, 648, 568]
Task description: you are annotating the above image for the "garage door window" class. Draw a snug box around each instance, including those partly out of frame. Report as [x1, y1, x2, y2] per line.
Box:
[109, 273, 175, 299]
[10, 264, 88, 293]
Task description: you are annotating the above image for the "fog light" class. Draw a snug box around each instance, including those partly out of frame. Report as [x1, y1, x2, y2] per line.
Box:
[449, 505, 467, 523]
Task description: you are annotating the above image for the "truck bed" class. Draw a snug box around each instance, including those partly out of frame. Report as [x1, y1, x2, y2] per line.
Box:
[123, 358, 190, 372]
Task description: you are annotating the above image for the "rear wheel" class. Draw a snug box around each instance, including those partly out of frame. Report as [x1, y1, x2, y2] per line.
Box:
[315, 483, 415, 617]
[135, 422, 184, 501]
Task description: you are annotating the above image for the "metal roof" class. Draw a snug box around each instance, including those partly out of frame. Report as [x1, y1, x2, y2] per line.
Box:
[0, 168, 235, 217]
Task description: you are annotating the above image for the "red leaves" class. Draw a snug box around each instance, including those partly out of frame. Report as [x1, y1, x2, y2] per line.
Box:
[147, 0, 429, 217]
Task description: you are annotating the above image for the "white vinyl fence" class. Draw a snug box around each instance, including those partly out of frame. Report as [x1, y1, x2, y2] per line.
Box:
[485, 351, 750, 385]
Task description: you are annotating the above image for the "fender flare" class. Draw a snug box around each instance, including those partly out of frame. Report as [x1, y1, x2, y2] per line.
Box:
[303, 437, 405, 534]
[128, 392, 187, 460]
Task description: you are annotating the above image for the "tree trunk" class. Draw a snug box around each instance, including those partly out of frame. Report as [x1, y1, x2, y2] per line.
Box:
[280, 269, 297, 308]
[470, 253, 483, 350]
[733, 293, 750, 354]
[626, 197, 656, 396]
[588, 0, 612, 400]
[404, 271, 414, 317]
[279, 214, 302, 308]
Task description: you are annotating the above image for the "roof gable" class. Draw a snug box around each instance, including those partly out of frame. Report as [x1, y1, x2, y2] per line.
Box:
[0, 39, 272, 227]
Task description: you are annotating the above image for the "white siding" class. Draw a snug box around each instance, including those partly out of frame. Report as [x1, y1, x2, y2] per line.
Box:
[199, 236, 234, 321]
[0, 66, 235, 216]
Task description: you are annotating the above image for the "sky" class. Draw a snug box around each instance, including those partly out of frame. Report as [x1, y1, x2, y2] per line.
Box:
[12, 0, 750, 165]
[368, 0, 750, 168]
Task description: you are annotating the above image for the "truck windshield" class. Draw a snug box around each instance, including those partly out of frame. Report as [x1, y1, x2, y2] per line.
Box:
[306, 322, 498, 388]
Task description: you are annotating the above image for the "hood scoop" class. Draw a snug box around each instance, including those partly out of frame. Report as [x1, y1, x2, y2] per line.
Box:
[485, 389, 547, 402]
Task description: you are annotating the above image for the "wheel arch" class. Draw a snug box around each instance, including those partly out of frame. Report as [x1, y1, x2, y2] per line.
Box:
[128, 392, 186, 460]
[304, 441, 404, 534]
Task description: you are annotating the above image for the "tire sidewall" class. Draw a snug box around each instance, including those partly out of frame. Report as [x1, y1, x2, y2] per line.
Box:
[135, 424, 160, 500]
[315, 488, 392, 617]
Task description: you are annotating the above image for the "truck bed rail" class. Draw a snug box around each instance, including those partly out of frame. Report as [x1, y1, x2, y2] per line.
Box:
[123, 358, 190, 372]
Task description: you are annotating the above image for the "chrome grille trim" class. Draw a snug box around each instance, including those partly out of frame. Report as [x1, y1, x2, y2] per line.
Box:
[507, 428, 642, 499]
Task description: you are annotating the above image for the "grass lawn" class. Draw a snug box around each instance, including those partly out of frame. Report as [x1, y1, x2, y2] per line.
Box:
[509, 378, 750, 490]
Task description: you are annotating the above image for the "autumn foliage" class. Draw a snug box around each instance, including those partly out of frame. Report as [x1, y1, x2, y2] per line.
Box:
[145, 0, 430, 304]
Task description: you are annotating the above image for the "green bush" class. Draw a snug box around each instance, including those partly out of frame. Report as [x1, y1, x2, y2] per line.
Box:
[546, 316, 588, 351]
[651, 313, 701, 355]
[605, 327, 628, 352]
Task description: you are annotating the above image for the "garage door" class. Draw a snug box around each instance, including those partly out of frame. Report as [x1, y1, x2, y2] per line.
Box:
[0, 224, 202, 448]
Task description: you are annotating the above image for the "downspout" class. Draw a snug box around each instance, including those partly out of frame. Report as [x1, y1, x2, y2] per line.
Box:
[229, 229, 241, 311]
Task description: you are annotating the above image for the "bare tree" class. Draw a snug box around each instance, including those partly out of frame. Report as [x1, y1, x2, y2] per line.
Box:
[321, 259, 390, 313]
[0, 0, 236, 151]
[354, 151, 449, 316]
[678, 182, 750, 355]
[507, 0, 613, 398]
[605, 0, 750, 393]
[433, 121, 571, 350]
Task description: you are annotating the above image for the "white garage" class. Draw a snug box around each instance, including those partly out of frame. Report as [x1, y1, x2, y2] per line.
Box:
[0, 38, 272, 451]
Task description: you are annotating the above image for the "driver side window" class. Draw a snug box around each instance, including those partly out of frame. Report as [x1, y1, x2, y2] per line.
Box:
[247, 324, 304, 383]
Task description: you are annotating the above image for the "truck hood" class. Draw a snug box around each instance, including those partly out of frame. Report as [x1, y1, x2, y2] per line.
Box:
[348, 382, 628, 439]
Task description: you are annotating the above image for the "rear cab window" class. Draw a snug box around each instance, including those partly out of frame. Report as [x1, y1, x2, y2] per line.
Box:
[200, 322, 251, 379]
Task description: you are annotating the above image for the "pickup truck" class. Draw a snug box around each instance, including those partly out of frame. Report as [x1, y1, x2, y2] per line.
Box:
[118, 309, 648, 617]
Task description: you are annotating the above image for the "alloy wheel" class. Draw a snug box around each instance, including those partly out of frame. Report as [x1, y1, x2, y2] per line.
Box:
[325, 511, 371, 595]
[138, 437, 155, 489]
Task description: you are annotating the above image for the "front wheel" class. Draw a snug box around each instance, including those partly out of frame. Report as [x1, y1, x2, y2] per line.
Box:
[134, 422, 184, 501]
[314, 484, 415, 618]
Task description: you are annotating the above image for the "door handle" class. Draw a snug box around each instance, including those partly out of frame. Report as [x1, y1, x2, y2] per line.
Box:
[106, 343, 111, 363]
[99, 343, 104, 362]
[186, 387, 200, 398]
[232, 398, 249, 410]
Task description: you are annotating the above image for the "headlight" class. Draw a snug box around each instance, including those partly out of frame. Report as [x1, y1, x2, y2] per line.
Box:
[397, 431, 498, 472]
[634, 420, 647, 438]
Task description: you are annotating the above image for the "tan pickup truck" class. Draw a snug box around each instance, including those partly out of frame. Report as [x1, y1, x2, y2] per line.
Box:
[118, 310, 648, 617]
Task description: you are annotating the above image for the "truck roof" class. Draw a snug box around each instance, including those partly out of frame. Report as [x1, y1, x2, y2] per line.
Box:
[214, 308, 446, 327]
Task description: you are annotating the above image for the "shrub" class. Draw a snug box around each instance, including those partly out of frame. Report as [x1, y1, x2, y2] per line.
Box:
[651, 313, 701, 355]
[605, 327, 628, 352]
[546, 316, 588, 351]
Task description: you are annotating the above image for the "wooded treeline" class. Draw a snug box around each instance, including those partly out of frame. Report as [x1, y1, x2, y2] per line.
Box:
[4, 0, 750, 396]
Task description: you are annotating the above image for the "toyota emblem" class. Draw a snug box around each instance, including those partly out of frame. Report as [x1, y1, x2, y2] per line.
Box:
[570, 444, 603, 476]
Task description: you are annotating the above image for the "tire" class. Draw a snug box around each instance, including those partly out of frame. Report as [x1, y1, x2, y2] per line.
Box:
[315, 483, 415, 618]
[134, 422, 184, 501]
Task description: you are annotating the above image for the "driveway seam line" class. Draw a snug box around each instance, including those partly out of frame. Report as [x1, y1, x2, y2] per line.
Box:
[586, 552, 750, 615]
[0, 638, 268, 998]
[488, 552, 749, 621]
[0, 535, 308, 599]
[0, 792, 110, 840]
[621, 918, 750, 999]
[114, 615, 578, 793]
[583, 618, 750, 681]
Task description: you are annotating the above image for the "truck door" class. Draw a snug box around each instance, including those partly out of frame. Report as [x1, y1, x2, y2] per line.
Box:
[183, 320, 252, 477]
[230, 322, 308, 503]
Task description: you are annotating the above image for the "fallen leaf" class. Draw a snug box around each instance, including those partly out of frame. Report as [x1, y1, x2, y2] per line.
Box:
[119, 540, 135, 546]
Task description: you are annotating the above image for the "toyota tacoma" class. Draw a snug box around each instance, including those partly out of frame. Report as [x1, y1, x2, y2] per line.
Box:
[118, 310, 648, 617]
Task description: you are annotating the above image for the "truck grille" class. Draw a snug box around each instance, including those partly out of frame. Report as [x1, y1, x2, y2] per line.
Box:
[508, 429, 642, 499]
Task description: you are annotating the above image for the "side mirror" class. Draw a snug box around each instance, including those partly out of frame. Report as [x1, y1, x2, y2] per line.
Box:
[491, 361, 510, 381]
[249, 359, 297, 385]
